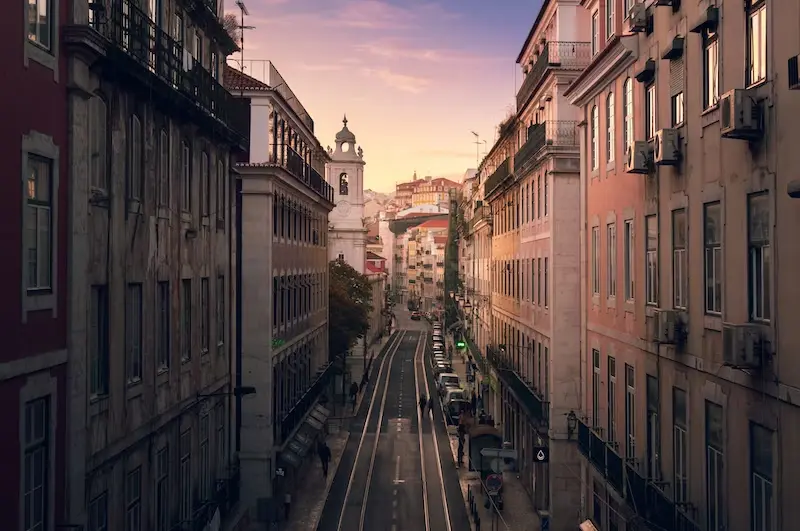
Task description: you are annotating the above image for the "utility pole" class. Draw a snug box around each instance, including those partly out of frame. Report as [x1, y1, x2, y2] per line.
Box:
[471, 131, 480, 167]
[235, 0, 255, 73]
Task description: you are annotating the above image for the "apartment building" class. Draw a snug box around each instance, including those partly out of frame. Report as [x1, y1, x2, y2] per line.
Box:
[2, 1, 69, 529]
[565, 0, 800, 528]
[63, 0, 246, 527]
[225, 65, 335, 526]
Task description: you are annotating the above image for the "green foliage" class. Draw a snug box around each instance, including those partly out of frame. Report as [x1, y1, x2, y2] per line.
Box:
[328, 258, 373, 361]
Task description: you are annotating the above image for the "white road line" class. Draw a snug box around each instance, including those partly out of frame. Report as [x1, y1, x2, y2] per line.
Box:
[420, 333, 453, 531]
[413, 332, 432, 531]
[336, 331, 405, 531]
[358, 333, 410, 531]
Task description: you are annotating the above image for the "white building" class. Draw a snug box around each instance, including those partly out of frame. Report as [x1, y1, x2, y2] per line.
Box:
[327, 117, 367, 271]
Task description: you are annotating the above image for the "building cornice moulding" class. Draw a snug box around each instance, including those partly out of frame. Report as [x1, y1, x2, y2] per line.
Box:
[565, 35, 638, 107]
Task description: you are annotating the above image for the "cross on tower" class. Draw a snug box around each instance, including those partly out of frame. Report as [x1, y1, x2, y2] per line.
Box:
[343, 114, 348, 127]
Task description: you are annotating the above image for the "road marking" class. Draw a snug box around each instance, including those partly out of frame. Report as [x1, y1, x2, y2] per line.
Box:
[336, 331, 405, 531]
[413, 331, 431, 531]
[395, 455, 401, 483]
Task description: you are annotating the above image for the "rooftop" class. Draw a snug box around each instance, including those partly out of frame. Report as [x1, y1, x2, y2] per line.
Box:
[416, 219, 450, 230]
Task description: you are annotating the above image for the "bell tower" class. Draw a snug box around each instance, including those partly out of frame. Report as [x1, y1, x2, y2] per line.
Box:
[326, 115, 367, 272]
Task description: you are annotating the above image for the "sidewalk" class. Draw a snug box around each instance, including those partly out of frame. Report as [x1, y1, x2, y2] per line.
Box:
[448, 353, 540, 531]
[276, 333, 393, 530]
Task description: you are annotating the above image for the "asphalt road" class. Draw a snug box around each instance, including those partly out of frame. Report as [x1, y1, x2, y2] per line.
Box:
[316, 311, 469, 531]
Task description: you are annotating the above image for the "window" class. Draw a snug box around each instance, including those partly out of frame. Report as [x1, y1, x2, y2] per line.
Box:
[87, 492, 108, 531]
[606, 0, 614, 38]
[623, 78, 634, 149]
[703, 29, 719, 108]
[89, 97, 108, 190]
[339, 172, 349, 195]
[217, 276, 225, 352]
[22, 397, 49, 531]
[672, 210, 688, 309]
[706, 401, 725, 531]
[157, 281, 170, 370]
[181, 141, 191, 212]
[125, 468, 141, 531]
[607, 223, 617, 297]
[591, 227, 600, 294]
[592, 349, 600, 426]
[27, 0, 52, 50]
[645, 83, 656, 140]
[623, 220, 634, 300]
[646, 375, 660, 479]
[591, 12, 599, 55]
[126, 283, 143, 383]
[158, 129, 169, 206]
[607, 357, 616, 443]
[544, 176, 548, 216]
[200, 415, 210, 501]
[128, 114, 143, 200]
[748, 193, 770, 321]
[156, 447, 169, 531]
[173, 9, 184, 42]
[210, 50, 219, 79]
[624, 364, 635, 458]
[201, 277, 209, 353]
[181, 279, 192, 360]
[201, 151, 210, 216]
[544, 257, 549, 307]
[90, 285, 109, 396]
[216, 158, 226, 224]
[591, 105, 599, 170]
[606, 93, 615, 162]
[750, 423, 774, 531]
[645, 215, 658, 305]
[194, 32, 203, 64]
[179, 430, 192, 522]
[746, 0, 767, 86]
[671, 92, 685, 127]
[673, 388, 688, 504]
[624, 0, 633, 16]
[217, 404, 226, 474]
[25, 155, 52, 291]
[704, 202, 722, 314]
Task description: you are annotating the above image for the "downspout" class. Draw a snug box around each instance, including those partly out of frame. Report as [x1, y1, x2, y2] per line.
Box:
[235, 173, 243, 452]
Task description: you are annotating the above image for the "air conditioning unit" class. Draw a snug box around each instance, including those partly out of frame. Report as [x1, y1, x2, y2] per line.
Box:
[625, 141, 651, 174]
[719, 89, 761, 140]
[653, 309, 680, 343]
[628, 3, 647, 32]
[722, 323, 763, 368]
[653, 129, 681, 165]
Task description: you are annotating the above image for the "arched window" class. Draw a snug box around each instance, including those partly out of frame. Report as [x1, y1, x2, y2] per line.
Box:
[623, 78, 634, 149]
[591, 105, 599, 170]
[606, 93, 615, 163]
[339, 172, 349, 195]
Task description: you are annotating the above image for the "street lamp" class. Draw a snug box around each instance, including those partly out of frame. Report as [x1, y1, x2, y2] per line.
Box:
[566, 410, 578, 439]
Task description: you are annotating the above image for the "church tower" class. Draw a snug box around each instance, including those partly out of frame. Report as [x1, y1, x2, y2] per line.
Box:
[326, 115, 367, 274]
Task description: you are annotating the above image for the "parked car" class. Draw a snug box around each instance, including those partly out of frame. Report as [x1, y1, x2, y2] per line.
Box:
[446, 398, 470, 425]
[411, 311, 421, 320]
[433, 362, 453, 377]
[437, 373, 460, 394]
[443, 387, 466, 404]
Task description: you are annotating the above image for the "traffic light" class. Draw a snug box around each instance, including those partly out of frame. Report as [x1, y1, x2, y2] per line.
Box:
[456, 340, 466, 349]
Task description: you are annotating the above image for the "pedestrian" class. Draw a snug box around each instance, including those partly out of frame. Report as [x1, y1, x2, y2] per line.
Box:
[427, 396, 435, 415]
[470, 392, 477, 414]
[318, 440, 332, 478]
[284, 492, 291, 520]
[419, 394, 427, 415]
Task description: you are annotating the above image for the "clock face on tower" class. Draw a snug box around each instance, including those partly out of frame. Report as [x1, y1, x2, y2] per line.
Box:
[337, 200, 351, 216]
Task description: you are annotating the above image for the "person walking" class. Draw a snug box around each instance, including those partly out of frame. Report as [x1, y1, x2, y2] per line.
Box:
[284, 492, 292, 520]
[318, 440, 332, 478]
[419, 394, 427, 415]
[427, 396, 435, 415]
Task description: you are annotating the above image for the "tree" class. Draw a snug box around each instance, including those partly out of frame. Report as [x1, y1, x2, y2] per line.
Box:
[328, 259, 373, 361]
[222, 13, 241, 46]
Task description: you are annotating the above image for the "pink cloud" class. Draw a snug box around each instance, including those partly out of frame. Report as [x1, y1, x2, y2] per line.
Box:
[360, 67, 430, 94]
[355, 40, 501, 63]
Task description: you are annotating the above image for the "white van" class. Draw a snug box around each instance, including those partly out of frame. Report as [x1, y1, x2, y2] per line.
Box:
[437, 373, 460, 393]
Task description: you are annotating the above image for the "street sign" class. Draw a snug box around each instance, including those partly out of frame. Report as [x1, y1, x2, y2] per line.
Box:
[532, 446, 549, 463]
[480, 448, 518, 460]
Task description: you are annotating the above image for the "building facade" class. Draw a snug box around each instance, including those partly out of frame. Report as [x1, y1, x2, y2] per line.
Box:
[63, 0, 246, 528]
[2, 0, 69, 528]
[566, 0, 800, 528]
[412, 176, 462, 207]
[225, 65, 335, 525]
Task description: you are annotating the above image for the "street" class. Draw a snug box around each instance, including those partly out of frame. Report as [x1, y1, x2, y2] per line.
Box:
[317, 311, 470, 531]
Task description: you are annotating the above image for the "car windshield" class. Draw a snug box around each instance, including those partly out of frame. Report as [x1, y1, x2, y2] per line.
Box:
[441, 375, 459, 386]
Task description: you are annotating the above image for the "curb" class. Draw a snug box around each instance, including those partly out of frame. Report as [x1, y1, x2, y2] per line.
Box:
[310, 430, 352, 531]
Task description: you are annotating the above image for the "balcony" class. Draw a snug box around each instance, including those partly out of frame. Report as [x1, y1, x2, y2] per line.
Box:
[279, 361, 335, 444]
[486, 347, 548, 427]
[483, 157, 512, 198]
[517, 41, 591, 110]
[69, 0, 247, 148]
[468, 205, 491, 232]
[577, 418, 700, 531]
[267, 146, 334, 203]
[514, 121, 579, 175]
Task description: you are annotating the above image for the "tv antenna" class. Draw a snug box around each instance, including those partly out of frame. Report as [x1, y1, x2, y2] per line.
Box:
[235, 0, 255, 71]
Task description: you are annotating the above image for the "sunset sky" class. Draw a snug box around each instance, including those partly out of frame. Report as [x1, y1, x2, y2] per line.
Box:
[226, 0, 541, 192]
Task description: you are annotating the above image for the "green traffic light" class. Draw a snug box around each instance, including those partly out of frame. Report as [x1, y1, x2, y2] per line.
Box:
[456, 341, 466, 348]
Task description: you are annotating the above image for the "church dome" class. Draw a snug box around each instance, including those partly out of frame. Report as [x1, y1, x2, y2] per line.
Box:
[335, 115, 356, 143]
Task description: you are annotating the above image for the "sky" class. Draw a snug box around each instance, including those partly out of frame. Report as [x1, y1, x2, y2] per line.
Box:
[226, 0, 542, 192]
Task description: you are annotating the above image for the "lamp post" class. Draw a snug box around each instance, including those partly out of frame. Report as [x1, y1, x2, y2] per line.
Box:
[566, 410, 578, 439]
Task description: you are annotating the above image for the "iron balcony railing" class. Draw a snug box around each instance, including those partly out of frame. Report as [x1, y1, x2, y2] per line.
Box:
[270, 146, 334, 202]
[468, 205, 491, 232]
[486, 346, 548, 427]
[89, 0, 247, 143]
[279, 361, 335, 444]
[517, 41, 591, 110]
[483, 157, 512, 198]
[514, 121, 579, 175]
[577, 418, 700, 531]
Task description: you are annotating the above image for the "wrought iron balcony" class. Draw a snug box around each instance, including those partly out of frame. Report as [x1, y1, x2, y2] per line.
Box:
[279, 361, 335, 444]
[514, 121, 579, 175]
[577, 418, 700, 531]
[483, 157, 512, 198]
[468, 205, 491, 232]
[517, 41, 591, 110]
[486, 346, 548, 427]
[269, 146, 334, 203]
[77, 0, 247, 147]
